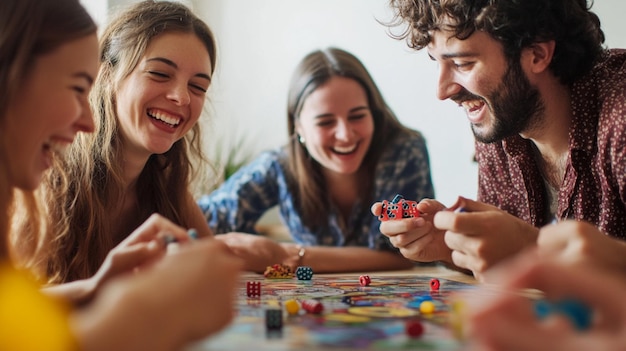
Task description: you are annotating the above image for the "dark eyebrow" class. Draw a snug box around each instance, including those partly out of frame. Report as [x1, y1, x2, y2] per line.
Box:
[146, 57, 212, 81]
[314, 106, 370, 119]
[73, 72, 94, 85]
[428, 51, 478, 61]
[349, 106, 369, 113]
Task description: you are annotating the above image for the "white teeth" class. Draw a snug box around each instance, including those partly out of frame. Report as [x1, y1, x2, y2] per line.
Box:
[148, 110, 180, 126]
[334, 144, 357, 154]
[461, 100, 483, 111]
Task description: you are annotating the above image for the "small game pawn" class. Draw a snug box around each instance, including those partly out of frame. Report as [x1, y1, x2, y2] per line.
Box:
[246, 281, 261, 297]
[359, 275, 371, 287]
[430, 278, 440, 292]
[295, 266, 313, 280]
[301, 299, 324, 314]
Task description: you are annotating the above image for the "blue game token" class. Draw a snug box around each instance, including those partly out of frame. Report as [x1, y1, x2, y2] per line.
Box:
[413, 295, 434, 304]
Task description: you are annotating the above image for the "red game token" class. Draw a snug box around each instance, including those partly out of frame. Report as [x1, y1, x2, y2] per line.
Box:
[359, 275, 372, 286]
[301, 299, 324, 314]
[405, 319, 424, 337]
[430, 278, 440, 291]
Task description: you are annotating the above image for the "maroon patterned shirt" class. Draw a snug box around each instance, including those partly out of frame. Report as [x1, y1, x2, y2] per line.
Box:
[476, 49, 626, 239]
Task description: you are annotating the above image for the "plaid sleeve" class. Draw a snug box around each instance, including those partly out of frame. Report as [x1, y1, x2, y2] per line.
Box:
[198, 150, 282, 234]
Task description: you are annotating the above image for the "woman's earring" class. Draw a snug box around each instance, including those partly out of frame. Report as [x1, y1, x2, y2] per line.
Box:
[298, 134, 306, 144]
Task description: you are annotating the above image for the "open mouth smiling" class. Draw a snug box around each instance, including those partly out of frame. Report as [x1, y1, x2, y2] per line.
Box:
[461, 99, 485, 113]
[147, 108, 181, 127]
[332, 143, 358, 155]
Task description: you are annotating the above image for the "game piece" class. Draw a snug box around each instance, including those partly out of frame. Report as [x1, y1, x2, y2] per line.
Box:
[430, 278, 440, 291]
[265, 308, 283, 330]
[405, 319, 424, 338]
[187, 228, 199, 240]
[379, 194, 421, 221]
[534, 298, 592, 331]
[359, 275, 371, 287]
[263, 263, 294, 279]
[246, 281, 262, 297]
[296, 266, 313, 280]
[301, 299, 324, 314]
[284, 299, 300, 315]
[390, 194, 404, 203]
[419, 300, 436, 314]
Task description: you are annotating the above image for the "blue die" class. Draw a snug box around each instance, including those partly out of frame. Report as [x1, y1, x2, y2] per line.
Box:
[296, 266, 313, 280]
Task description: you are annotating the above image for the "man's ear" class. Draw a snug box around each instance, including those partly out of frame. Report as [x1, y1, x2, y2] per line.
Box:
[522, 40, 556, 74]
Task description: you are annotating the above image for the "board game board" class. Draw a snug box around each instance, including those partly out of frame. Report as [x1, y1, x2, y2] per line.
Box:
[187, 273, 475, 351]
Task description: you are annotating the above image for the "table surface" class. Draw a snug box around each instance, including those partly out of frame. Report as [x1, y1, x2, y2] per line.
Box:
[187, 264, 476, 351]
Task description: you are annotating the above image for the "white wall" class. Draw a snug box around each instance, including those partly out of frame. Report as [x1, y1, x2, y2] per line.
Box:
[194, 0, 626, 206]
[196, 0, 477, 206]
[83, 0, 626, 207]
[80, 0, 108, 27]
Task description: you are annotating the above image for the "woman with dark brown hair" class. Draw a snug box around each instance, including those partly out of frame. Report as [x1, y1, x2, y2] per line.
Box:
[201, 47, 434, 273]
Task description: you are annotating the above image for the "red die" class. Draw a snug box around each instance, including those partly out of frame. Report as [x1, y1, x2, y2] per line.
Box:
[246, 281, 262, 297]
[379, 199, 421, 221]
[359, 275, 372, 287]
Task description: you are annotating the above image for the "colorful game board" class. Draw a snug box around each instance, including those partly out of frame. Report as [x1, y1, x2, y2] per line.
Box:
[188, 274, 475, 350]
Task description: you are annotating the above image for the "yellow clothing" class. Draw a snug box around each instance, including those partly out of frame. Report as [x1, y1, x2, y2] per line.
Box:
[0, 261, 77, 351]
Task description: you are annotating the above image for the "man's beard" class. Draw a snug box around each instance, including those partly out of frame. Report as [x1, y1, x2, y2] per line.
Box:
[456, 60, 546, 143]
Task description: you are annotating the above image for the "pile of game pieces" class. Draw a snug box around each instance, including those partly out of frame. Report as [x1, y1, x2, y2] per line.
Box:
[263, 263, 294, 278]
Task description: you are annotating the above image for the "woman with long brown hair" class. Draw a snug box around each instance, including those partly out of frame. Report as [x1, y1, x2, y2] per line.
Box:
[201, 47, 434, 273]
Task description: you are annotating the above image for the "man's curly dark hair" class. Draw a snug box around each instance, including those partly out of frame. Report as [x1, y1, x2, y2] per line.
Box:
[387, 0, 606, 85]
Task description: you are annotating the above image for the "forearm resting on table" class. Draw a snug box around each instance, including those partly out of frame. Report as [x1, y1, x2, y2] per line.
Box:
[282, 244, 414, 273]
